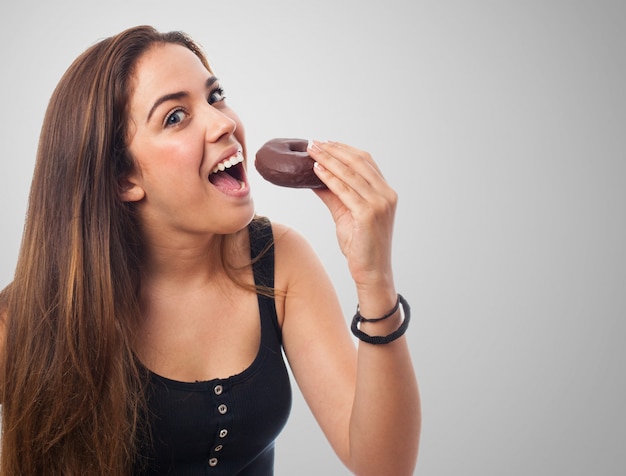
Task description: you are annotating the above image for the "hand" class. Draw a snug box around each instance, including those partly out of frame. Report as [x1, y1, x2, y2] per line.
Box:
[307, 141, 398, 293]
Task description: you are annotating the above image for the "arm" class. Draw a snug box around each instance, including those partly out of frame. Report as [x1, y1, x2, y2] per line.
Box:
[275, 141, 421, 475]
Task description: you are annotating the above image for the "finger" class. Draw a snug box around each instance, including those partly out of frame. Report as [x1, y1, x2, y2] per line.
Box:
[324, 141, 384, 176]
[312, 160, 369, 213]
[308, 141, 383, 202]
[309, 141, 396, 207]
[312, 187, 344, 218]
[309, 141, 383, 190]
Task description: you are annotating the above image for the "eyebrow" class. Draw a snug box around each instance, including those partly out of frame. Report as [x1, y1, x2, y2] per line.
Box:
[146, 76, 219, 123]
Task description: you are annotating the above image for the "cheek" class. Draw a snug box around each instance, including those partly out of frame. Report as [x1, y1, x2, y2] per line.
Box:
[167, 137, 205, 163]
[130, 138, 205, 182]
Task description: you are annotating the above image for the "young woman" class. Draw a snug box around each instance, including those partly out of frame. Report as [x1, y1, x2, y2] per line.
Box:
[0, 25, 420, 475]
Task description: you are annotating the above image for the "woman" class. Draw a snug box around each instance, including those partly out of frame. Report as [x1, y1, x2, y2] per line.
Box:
[0, 25, 420, 475]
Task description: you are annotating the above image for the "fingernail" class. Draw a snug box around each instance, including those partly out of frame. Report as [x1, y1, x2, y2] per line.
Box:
[308, 139, 322, 152]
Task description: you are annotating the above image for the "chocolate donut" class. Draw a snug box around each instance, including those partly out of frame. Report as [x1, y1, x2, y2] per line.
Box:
[255, 138, 326, 189]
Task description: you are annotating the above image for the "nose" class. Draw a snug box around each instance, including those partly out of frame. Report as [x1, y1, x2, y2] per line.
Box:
[203, 104, 237, 143]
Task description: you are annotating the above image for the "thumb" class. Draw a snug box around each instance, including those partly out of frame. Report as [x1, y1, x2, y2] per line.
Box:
[312, 188, 344, 220]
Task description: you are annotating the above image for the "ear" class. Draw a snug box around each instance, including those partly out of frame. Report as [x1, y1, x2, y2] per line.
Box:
[119, 176, 145, 202]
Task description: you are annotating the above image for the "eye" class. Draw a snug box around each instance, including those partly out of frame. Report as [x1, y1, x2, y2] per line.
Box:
[208, 87, 226, 105]
[164, 108, 187, 127]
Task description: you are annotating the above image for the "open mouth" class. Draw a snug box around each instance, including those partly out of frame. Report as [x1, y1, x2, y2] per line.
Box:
[208, 151, 246, 192]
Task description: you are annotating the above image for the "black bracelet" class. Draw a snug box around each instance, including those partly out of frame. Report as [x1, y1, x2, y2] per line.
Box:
[354, 294, 400, 322]
[350, 294, 410, 345]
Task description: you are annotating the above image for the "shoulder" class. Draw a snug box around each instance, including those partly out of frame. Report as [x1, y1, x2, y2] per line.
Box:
[268, 220, 322, 272]
[248, 216, 336, 293]
[259, 219, 334, 321]
[249, 216, 319, 263]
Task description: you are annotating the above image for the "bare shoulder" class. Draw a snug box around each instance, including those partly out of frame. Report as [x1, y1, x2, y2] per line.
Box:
[270, 221, 307, 247]
[267, 220, 337, 324]
[269, 221, 325, 278]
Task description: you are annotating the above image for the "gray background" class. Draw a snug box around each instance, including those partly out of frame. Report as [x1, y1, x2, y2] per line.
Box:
[1, 1, 624, 474]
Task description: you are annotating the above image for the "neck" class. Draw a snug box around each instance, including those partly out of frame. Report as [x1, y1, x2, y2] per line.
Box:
[139, 230, 225, 287]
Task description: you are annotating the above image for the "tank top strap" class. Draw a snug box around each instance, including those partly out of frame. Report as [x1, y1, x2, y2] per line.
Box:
[248, 216, 275, 288]
[248, 216, 282, 345]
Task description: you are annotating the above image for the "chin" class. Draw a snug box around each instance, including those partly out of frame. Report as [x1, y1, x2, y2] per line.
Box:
[215, 201, 256, 235]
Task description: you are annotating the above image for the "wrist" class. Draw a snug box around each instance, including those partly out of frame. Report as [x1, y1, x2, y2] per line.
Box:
[351, 294, 411, 345]
[355, 283, 397, 319]
[358, 313, 403, 337]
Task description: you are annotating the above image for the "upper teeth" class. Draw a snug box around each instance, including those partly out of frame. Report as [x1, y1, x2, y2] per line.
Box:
[211, 151, 243, 174]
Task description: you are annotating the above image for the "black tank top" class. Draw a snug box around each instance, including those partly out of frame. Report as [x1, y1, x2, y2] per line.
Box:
[135, 217, 292, 475]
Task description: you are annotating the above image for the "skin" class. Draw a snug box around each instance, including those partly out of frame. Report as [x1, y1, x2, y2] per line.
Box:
[6, 43, 421, 475]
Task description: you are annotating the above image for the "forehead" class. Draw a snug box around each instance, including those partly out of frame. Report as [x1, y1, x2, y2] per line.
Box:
[130, 43, 210, 106]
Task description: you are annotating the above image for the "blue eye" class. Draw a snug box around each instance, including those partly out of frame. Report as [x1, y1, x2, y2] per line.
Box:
[209, 87, 226, 105]
[165, 108, 186, 126]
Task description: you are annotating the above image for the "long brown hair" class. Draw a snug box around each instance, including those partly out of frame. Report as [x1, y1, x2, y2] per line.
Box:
[1, 25, 216, 475]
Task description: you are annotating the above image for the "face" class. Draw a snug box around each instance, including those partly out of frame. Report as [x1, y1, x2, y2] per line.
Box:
[124, 43, 254, 239]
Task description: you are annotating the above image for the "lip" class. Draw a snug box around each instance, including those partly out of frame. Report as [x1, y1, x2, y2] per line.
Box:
[205, 143, 250, 198]
[208, 144, 243, 178]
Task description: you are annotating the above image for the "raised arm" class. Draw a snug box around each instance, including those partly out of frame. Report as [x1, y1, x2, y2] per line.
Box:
[275, 140, 421, 475]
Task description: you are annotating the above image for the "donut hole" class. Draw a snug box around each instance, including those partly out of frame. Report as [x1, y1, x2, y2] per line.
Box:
[288, 140, 308, 153]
